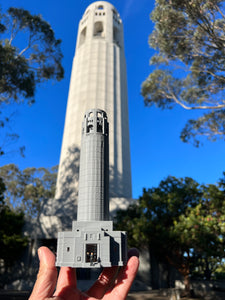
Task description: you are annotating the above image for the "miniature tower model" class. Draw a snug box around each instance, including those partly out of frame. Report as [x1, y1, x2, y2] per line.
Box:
[54, 1, 132, 223]
[56, 109, 127, 268]
[77, 109, 109, 222]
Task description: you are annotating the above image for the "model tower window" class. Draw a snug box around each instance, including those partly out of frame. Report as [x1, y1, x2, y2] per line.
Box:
[87, 112, 94, 133]
[86, 244, 98, 263]
[97, 112, 103, 133]
[94, 21, 104, 37]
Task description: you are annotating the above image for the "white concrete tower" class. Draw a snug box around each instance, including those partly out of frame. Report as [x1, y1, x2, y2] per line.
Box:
[55, 1, 132, 225]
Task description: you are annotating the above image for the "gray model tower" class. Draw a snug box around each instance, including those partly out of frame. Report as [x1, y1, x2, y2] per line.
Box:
[54, 1, 132, 226]
[77, 109, 109, 222]
[56, 109, 127, 268]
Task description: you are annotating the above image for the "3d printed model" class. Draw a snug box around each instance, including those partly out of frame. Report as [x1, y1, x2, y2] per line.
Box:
[56, 109, 127, 268]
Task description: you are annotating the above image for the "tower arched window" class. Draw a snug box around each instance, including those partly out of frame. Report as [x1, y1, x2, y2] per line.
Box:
[79, 27, 87, 46]
[93, 21, 104, 37]
[113, 26, 120, 46]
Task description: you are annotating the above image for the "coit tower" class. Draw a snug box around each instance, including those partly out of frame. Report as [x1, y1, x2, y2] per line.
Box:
[54, 1, 132, 226]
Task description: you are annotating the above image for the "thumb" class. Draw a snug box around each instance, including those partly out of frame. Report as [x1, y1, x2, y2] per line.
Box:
[29, 247, 58, 300]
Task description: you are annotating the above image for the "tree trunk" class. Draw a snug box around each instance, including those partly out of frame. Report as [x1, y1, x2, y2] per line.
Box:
[204, 257, 211, 280]
[166, 250, 192, 296]
[150, 247, 160, 289]
[183, 273, 191, 295]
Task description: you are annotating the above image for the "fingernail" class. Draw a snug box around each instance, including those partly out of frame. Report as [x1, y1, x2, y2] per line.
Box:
[38, 247, 48, 265]
[38, 248, 42, 261]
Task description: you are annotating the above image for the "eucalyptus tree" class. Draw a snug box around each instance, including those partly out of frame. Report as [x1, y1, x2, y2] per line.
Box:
[142, 0, 225, 146]
[0, 7, 64, 154]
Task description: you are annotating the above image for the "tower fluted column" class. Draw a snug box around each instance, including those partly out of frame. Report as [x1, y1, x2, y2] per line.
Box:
[54, 1, 132, 228]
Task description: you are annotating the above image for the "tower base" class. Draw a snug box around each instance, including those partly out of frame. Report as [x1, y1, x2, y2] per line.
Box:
[56, 221, 127, 268]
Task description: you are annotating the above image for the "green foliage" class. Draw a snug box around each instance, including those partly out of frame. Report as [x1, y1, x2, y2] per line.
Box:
[0, 7, 64, 104]
[0, 177, 5, 204]
[0, 7, 64, 155]
[214, 262, 225, 279]
[115, 174, 225, 289]
[173, 177, 225, 279]
[142, 0, 225, 146]
[0, 178, 28, 271]
[0, 205, 28, 267]
[115, 204, 142, 247]
[0, 164, 57, 219]
[0, 164, 57, 284]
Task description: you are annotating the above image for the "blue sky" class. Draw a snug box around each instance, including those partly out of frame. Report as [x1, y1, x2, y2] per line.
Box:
[1, 0, 224, 199]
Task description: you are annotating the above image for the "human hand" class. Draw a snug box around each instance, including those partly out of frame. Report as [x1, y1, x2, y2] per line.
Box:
[29, 247, 139, 300]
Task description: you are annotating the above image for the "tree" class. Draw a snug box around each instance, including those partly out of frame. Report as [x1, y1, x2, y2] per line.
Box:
[115, 175, 225, 294]
[0, 164, 57, 285]
[142, 0, 225, 146]
[0, 177, 28, 287]
[0, 164, 57, 219]
[115, 176, 201, 292]
[173, 176, 225, 280]
[0, 7, 64, 155]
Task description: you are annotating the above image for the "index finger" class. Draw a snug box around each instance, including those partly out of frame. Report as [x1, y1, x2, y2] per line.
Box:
[107, 254, 139, 299]
[86, 266, 119, 298]
[54, 266, 77, 294]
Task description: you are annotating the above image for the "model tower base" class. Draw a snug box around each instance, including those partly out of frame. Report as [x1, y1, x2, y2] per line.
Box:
[56, 221, 127, 268]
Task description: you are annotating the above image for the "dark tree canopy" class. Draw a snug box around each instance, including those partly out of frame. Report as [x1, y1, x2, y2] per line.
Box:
[0, 7, 64, 104]
[0, 177, 28, 284]
[0, 7, 64, 155]
[115, 174, 225, 292]
[142, 0, 225, 146]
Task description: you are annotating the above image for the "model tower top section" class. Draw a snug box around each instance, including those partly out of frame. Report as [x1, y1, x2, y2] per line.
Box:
[76, 1, 124, 50]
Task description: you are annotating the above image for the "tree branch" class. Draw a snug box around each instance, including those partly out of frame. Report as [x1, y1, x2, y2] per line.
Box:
[18, 31, 35, 57]
[169, 89, 225, 110]
[215, 4, 225, 20]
